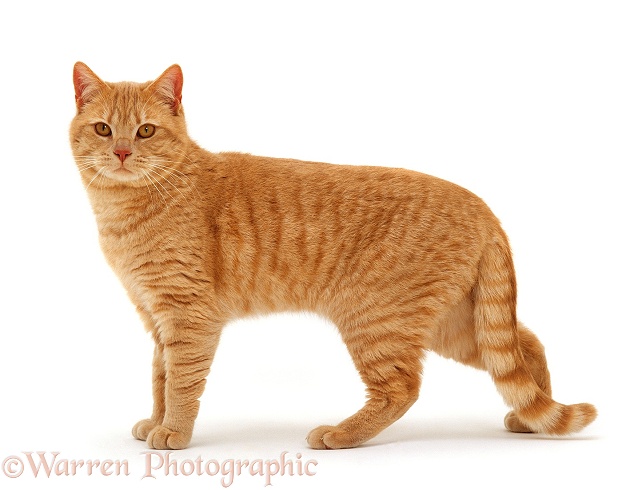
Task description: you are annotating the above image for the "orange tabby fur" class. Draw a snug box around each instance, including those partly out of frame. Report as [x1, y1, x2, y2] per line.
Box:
[69, 62, 596, 450]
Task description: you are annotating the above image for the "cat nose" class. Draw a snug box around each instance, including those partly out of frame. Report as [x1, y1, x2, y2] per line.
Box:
[114, 139, 132, 163]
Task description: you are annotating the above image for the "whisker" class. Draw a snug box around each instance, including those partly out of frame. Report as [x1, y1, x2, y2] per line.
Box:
[141, 174, 156, 205]
[76, 163, 98, 173]
[146, 162, 193, 184]
[97, 168, 107, 189]
[85, 167, 106, 192]
[170, 148, 196, 165]
[146, 164, 202, 204]
[145, 167, 178, 203]
[142, 170, 167, 205]
[145, 165, 189, 205]
[144, 158, 203, 201]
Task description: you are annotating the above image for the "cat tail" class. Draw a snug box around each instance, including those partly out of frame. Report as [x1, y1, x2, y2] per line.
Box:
[473, 234, 597, 435]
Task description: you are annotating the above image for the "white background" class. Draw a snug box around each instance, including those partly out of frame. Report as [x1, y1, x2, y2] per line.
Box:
[1, 1, 624, 489]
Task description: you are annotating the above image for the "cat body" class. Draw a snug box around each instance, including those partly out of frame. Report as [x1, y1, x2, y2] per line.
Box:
[70, 63, 596, 450]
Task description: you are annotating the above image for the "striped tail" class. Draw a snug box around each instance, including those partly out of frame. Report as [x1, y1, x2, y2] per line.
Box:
[473, 235, 597, 435]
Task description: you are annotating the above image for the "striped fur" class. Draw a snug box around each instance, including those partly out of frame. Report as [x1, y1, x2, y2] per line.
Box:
[473, 238, 596, 434]
[69, 63, 596, 450]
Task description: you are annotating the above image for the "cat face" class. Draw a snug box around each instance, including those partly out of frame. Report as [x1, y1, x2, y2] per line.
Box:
[70, 63, 187, 188]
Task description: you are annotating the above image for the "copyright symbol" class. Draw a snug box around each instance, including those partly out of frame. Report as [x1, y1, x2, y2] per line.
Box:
[2, 456, 24, 478]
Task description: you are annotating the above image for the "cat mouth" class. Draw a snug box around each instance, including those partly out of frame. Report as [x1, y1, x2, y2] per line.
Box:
[106, 165, 142, 182]
[112, 167, 134, 175]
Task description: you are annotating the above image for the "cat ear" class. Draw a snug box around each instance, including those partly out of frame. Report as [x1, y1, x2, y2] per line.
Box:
[73, 62, 106, 111]
[149, 64, 184, 115]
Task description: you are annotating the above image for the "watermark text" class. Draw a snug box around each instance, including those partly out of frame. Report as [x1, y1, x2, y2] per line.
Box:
[2, 450, 317, 487]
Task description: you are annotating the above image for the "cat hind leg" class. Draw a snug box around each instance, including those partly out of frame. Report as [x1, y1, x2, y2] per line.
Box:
[474, 238, 596, 435]
[433, 302, 593, 434]
[307, 316, 425, 449]
[503, 323, 552, 433]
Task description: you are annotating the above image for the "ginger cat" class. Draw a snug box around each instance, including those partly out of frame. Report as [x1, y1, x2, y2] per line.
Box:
[70, 62, 596, 450]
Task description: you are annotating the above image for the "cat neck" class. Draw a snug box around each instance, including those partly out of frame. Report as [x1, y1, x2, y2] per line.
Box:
[85, 183, 163, 237]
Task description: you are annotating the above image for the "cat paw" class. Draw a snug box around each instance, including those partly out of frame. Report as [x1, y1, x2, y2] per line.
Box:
[146, 425, 191, 450]
[504, 411, 534, 433]
[132, 419, 159, 441]
[306, 425, 356, 450]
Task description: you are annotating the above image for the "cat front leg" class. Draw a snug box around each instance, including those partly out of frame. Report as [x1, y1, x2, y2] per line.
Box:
[145, 317, 223, 450]
[132, 342, 166, 441]
[127, 303, 167, 441]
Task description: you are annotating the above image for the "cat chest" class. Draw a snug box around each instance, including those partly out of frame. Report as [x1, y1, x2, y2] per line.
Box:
[99, 230, 210, 306]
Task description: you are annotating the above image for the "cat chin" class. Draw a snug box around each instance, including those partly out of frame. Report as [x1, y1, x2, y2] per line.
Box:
[105, 167, 144, 183]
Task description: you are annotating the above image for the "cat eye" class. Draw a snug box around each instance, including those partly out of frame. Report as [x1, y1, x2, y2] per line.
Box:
[94, 122, 112, 137]
[137, 124, 156, 138]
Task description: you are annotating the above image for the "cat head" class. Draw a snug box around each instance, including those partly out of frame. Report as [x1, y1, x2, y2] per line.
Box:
[70, 62, 189, 189]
